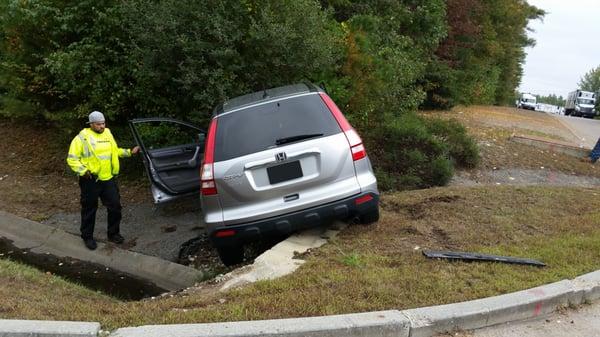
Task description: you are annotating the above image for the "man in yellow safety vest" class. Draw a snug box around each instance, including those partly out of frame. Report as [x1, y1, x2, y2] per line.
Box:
[66, 111, 140, 250]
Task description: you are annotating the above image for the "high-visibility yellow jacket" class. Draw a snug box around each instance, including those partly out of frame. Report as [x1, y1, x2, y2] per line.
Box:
[67, 128, 131, 181]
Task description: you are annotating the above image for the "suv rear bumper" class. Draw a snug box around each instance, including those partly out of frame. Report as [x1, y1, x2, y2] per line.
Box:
[209, 192, 379, 248]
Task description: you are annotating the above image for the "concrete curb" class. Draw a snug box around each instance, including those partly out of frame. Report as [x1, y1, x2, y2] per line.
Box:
[402, 269, 600, 337]
[2, 270, 600, 336]
[403, 280, 574, 337]
[509, 134, 589, 158]
[109, 311, 410, 337]
[0, 319, 100, 337]
[0, 210, 203, 291]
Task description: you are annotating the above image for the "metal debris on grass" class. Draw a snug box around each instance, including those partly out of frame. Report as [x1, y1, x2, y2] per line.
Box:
[423, 250, 546, 267]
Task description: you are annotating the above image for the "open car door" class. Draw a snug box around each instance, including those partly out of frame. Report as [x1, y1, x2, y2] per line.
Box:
[129, 118, 205, 203]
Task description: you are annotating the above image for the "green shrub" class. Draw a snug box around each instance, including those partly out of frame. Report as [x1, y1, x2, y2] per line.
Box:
[365, 113, 454, 191]
[425, 117, 480, 168]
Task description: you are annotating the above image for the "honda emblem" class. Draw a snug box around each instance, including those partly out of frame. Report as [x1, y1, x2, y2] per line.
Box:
[275, 152, 287, 162]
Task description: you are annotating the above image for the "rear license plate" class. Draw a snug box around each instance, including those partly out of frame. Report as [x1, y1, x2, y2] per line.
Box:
[267, 161, 303, 184]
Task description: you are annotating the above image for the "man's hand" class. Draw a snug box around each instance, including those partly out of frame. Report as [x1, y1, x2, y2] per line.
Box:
[83, 171, 92, 179]
[131, 146, 141, 155]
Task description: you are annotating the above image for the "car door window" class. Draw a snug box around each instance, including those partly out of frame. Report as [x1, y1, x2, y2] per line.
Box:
[135, 121, 202, 150]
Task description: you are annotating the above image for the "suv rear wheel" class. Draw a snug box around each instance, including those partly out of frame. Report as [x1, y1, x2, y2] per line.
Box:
[359, 208, 379, 225]
[216, 245, 245, 266]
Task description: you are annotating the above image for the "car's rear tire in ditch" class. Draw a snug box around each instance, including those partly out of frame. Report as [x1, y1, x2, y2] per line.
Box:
[359, 208, 379, 225]
[216, 245, 244, 266]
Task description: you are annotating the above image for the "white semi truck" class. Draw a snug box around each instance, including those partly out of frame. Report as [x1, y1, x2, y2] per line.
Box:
[516, 93, 536, 110]
[564, 90, 597, 118]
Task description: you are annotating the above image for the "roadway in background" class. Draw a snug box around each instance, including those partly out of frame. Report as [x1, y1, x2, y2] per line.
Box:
[551, 113, 600, 149]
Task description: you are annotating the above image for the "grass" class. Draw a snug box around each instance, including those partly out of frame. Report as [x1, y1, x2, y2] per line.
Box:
[2, 106, 600, 330]
[3, 185, 600, 329]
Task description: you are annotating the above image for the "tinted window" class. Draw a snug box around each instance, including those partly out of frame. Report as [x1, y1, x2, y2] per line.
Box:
[214, 94, 342, 161]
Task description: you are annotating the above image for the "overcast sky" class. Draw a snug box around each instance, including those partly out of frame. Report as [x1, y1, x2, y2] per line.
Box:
[519, 0, 600, 98]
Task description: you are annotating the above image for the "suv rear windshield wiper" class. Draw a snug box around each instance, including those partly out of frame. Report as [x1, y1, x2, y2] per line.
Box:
[275, 133, 323, 146]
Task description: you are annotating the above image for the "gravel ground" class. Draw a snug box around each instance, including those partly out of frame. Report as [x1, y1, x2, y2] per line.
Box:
[42, 195, 204, 262]
[451, 168, 600, 188]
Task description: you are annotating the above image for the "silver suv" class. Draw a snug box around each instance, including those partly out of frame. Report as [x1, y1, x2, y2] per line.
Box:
[130, 83, 379, 265]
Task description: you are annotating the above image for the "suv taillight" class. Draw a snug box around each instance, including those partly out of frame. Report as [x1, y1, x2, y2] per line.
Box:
[201, 118, 218, 195]
[319, 93, 367, 161]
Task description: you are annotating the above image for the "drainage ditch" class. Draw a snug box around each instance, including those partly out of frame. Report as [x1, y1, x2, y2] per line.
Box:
[0, 238, 167, 300]
[1, 231, 289, 301]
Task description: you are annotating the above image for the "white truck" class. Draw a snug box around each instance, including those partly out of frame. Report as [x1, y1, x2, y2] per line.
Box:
[517, 93, 537, 110]
[564, 90, 597, 118]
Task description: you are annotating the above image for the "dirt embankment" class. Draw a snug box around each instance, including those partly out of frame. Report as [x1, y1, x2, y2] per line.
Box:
[438, 106, 600, 186]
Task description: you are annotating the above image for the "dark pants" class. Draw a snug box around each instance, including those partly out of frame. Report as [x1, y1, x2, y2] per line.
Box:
[590, 137, 600, 163]
[79, 177, 122, 240]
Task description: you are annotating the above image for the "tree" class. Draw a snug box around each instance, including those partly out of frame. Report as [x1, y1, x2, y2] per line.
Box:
[578, 65, 600, 111]
[579, 66, 600, 93]
[423, 0, 544, 108]
[535, 94, 564, 106]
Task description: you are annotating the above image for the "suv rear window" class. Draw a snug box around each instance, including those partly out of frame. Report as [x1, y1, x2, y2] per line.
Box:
[214, 94, 342, 162]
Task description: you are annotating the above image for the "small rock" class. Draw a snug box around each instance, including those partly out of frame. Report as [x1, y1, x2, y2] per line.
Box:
[58, 262, 63, 266]
[509, 177, 515, 180]
[219, 298, 226, 304]
[413, 246, 420, 251]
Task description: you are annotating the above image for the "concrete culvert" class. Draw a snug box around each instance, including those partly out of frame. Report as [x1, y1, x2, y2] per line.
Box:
[0, 237, 166, 300]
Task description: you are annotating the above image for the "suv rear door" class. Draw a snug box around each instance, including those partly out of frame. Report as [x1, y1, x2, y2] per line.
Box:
[129, 118, 205, 203]
[212, 93, 361, 224]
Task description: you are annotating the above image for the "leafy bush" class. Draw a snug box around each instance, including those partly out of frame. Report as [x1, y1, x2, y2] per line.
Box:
[425, 117, 480, 168]
[365, 113, 454, 191]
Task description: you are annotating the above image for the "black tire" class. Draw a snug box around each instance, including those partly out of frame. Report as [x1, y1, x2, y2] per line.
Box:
[216, 245, 244, 266]
[358, 207, 379, 225]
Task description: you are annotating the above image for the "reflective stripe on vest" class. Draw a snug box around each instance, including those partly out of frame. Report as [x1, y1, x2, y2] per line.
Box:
[78, 134, 92, 158]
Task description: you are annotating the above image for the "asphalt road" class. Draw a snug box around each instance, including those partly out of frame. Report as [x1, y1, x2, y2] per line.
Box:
[464, 301, 600, 337]
[552, 113, 600, 149]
